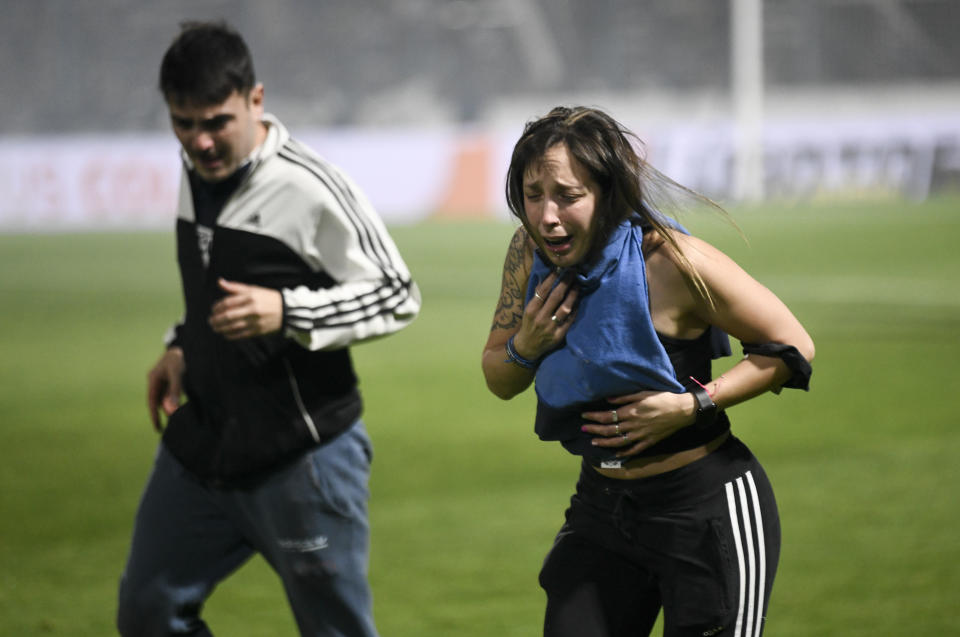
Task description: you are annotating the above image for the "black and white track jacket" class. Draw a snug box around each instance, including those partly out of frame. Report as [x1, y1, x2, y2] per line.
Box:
[162, 115, 421, 486]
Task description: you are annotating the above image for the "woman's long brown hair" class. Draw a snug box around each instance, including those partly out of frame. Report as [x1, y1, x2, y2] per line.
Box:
[505, 105, 731, 308]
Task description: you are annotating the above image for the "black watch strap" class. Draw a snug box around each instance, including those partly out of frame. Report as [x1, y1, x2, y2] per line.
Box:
[687, 383, 717, 429]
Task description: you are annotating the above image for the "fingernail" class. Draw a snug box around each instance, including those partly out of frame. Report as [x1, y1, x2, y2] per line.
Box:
[580, 425, 589, 432]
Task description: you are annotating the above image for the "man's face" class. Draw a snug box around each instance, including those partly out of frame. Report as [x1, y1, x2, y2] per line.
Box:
[167, 85, 265, 182]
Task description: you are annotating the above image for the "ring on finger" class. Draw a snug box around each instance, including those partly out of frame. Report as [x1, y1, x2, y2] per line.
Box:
[551, 314, 559, 323]
[614, 423, 620, 435]
[535, 291, 544, 300]
[621, 433, 629, 441]
[610, 410, 619, 424]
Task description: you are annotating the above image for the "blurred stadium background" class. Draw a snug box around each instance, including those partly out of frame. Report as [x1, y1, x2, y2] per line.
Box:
[2, 2, 959, 636]
[2, 0, 959, 231]
[6, 0, 960, 130]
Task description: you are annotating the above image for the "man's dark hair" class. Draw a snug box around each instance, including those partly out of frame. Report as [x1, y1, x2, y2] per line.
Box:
[159, 21, 256, 106]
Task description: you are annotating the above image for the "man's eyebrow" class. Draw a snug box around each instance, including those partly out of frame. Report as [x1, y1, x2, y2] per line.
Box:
[170, 113, 235, 128]
[200, 114, 235, 127]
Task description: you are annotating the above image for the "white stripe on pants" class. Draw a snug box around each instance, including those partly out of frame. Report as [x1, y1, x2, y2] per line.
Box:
[725, 470, 768, 637]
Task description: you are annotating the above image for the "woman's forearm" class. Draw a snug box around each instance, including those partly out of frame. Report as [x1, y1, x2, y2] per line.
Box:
[706, 350, 810, 412]
[481, 345, 536, 399]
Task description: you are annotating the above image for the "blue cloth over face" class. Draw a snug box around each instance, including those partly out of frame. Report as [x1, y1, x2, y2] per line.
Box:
[525, 215, 730, 462]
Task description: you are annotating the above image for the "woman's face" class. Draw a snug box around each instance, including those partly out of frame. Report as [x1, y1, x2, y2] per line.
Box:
[522, 143, 600, 268]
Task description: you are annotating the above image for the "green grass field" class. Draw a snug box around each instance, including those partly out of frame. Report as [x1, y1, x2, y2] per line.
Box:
[1, 196, 958, 636]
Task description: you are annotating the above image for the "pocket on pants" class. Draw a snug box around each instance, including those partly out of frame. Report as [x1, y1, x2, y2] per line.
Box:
[661, 516, 737, 630]
[307, 426, 371, 520]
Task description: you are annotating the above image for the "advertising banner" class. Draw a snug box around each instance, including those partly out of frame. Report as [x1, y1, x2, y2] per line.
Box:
[1, 114, 958, 232]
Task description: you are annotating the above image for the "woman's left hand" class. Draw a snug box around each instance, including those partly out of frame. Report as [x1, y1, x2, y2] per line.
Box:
[581, 390, 696, 458]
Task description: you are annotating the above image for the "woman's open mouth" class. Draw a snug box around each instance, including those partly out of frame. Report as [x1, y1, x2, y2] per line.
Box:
[542, 234, 572, 253]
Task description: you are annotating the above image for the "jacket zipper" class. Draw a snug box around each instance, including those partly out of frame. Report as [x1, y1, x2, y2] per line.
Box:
[283, 358, 321, 442]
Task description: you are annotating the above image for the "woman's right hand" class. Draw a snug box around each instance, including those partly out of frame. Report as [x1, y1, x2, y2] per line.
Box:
[511, 270, 579, 361]
[482, 227, 579, 400]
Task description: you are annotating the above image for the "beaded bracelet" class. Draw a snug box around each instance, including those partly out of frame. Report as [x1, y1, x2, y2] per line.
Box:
[504, 335, 539, 370]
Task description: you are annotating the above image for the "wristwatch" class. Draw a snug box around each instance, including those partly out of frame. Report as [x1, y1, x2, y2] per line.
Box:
[687, 383, 717, 429]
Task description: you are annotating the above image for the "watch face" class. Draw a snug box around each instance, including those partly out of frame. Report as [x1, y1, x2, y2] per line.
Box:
[689, 385, 717, 429]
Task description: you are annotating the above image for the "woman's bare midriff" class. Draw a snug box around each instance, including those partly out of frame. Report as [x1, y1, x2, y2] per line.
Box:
[592, 431, 730, 480]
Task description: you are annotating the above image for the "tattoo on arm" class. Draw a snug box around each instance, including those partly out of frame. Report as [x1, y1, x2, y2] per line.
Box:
[491, 228, 531, 331]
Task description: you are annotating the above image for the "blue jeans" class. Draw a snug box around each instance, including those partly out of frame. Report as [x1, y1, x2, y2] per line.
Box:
[117, 421, 378, 637]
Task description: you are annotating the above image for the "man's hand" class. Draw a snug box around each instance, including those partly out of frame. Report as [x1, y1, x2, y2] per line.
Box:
[146, 347, 185, 432]
[209, 278, 283, 339]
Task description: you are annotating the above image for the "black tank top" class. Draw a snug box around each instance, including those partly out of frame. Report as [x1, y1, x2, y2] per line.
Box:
[633, 328, 730, 458]
[533, 326, 730, 465]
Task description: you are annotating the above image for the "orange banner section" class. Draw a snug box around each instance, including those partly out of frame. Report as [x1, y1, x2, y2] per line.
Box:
[433, 135, 494, 219]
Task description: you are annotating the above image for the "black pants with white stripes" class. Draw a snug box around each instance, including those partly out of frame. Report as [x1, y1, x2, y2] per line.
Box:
[539, 435, 780, 637]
